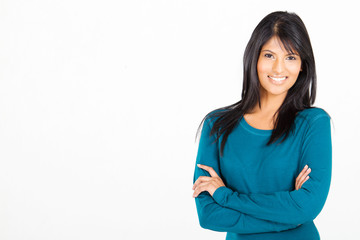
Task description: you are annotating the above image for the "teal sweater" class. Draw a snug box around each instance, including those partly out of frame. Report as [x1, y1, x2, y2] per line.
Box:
[193, 107, 332, 240]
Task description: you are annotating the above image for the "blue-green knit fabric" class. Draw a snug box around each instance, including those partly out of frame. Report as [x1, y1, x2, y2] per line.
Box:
[193, 107, 332, 240]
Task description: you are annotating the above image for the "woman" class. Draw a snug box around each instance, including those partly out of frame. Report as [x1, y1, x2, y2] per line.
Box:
[192, 11, 332, 240]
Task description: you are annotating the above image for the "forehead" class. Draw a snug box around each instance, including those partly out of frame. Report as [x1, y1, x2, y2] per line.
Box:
[261, 36, 297, 54]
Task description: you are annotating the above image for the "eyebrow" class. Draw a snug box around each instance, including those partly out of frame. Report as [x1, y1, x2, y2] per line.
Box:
[262, 49, 299, 56]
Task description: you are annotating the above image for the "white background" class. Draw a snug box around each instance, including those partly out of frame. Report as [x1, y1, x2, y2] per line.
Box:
[0, 0, 359, 239]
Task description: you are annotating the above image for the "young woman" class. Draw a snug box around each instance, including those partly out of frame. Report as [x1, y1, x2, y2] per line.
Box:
[192, 11, 332, 240]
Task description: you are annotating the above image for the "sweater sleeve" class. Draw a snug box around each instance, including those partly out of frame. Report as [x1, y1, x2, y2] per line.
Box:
[193, 117, 299, 234]
[211, 114, 332, 225]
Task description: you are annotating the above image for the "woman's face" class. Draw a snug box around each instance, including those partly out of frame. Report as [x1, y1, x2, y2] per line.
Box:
[257, 36, 302, 99]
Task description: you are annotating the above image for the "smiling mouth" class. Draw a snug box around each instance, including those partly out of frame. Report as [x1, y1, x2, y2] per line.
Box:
[268, 75, 288, 81]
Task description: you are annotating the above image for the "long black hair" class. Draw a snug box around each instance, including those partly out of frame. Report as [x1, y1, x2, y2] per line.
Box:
[196, 11, 319, 157]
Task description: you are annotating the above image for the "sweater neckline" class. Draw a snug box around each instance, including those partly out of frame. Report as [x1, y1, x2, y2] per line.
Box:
[240, 116, 273, 136]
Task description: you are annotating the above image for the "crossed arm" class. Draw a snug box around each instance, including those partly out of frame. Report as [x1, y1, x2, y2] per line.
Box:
[193, 114, 332, 233]
[193, 165, 300, 234]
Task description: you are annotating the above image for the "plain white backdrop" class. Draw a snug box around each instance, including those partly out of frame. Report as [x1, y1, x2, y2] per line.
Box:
[0, 0, 359, 239]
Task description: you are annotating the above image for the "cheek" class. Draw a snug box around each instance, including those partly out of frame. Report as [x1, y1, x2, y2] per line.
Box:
[287, 62, 302, 77]
[257, 59, 271, 75]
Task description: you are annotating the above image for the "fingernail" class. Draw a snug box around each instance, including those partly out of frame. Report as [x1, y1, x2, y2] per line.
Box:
[304, 165, 308, 168]
[197, 164, 201, 167]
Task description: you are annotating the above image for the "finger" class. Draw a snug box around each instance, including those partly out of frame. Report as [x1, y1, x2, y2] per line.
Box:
[192, 176, 211, 190]
[299, 169, 311, 183]
[298, 176, 310, 189]
[298, 168, 311, 184]
[295, 166, 310, 190]
[296, 165, 308, 182]
[197, 164, 219, 177]
[193, 182, 209, 198]
[295, 165, 309, 188]
[296, 168, 311, 190]
[296, 167, 311, 189]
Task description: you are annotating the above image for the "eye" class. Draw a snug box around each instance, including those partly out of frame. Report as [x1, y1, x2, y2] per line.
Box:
[264, 53, 274, 59]
[286, 55, 297, 60]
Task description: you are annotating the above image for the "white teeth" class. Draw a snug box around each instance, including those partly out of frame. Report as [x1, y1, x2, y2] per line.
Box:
[269, 76, 287, 81]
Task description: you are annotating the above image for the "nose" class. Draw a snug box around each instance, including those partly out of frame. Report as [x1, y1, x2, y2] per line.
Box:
[273, 58, 285, 74]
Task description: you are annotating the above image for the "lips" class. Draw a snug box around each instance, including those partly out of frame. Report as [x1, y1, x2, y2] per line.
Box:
[267, 75, 288, 85]
[268, 75, 287, 81]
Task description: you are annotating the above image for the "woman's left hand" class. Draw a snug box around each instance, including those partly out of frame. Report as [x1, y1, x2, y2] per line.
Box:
[192, 164, 226, 198]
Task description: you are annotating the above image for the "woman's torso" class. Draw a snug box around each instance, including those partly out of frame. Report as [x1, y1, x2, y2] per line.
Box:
[217, 108, 323, 239]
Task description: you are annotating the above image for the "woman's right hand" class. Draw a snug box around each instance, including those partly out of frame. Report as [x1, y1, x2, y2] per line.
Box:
[295, 165, 311, 190]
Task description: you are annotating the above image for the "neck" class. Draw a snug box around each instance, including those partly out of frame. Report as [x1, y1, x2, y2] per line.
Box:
[252, 88, 287, 116]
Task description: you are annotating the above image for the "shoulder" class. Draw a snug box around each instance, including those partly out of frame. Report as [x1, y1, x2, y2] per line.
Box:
[204, 108, 227, 126]
[295, 107, 332, 134]
[297, 107, 331, 123]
